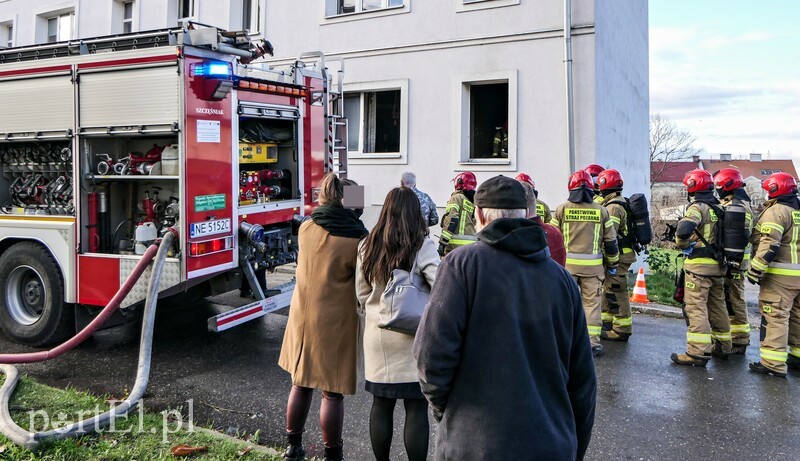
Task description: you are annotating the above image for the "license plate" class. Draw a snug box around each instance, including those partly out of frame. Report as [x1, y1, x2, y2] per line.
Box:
[190, 218, 231, 238]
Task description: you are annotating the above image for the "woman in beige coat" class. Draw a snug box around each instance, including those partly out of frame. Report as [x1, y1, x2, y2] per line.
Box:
[278, 174, 368, 461]
[356, 187, 440, 461]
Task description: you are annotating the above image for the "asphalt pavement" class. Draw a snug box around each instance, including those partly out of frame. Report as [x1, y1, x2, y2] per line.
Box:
[1, 280, 799, 460]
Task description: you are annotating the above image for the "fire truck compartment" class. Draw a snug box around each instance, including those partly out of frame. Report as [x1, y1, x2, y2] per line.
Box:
[236, 105, 300, 209]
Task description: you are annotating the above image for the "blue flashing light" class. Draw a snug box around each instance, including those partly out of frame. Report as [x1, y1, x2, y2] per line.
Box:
[195, 62, 231, 78]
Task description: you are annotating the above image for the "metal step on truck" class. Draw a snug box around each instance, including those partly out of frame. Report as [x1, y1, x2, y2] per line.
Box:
[0, 24, 349, 346]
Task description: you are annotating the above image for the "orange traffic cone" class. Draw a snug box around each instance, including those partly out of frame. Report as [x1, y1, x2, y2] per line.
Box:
[630, 267, 649, 303]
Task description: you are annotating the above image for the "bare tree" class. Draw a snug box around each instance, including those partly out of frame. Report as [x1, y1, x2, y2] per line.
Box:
[649, 114, 701, 188]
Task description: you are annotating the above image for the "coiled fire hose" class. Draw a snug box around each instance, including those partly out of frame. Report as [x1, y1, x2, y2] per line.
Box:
[0, 231, 174, 449]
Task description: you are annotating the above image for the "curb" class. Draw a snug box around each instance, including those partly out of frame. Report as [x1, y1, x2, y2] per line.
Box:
[191, 425, 283, 457]
[631, 302, 684, 319]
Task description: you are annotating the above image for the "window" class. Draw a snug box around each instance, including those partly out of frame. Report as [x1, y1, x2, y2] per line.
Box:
[761, 169, 782, 175]
[242, 0, 261, 32]
[457, 71, 517, 166]
[123, 2, 134, 33]
[326, 0, 403, 16]
[1, 22, 12, 48]
[345, 90, 401, 153]
[341, 79, 408, 161]
[46, 13, 73, 43]
[466, 82, 508, 159]
[179, 0, 195, 19]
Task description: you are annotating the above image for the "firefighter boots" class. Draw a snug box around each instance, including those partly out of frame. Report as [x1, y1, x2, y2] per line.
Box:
[671, 353, 709, 367]
[787, 354, 800, 371]
[601, 330, 629, 342]
[749, 361, 787, 378]
[730, 345, 748, 355]
[592, 344, 605, 357]
[711, 342, 730, 360]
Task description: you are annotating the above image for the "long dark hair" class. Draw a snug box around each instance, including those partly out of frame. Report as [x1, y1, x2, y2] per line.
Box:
[361, 187, 429, 285]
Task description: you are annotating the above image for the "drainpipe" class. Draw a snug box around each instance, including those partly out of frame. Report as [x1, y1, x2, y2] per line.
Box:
[564, 0, 576, 173]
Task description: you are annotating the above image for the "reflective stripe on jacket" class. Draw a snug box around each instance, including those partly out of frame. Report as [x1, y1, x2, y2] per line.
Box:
[440, 191, 477, 254]
[676, 201, 725, 276]
[535, 199, 552, 224]
[602, 192, 637, 265]
[751, 200, 800, 281]
[552, 201, 619, 277]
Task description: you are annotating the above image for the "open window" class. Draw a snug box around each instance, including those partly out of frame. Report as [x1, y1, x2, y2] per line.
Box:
[458, 71, 517, 165]
[342, 80, 407, 161]
[39, 11, 74, 44]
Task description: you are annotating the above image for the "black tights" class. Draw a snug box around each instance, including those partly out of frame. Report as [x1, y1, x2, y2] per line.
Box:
[369, 396, 429, 461]
[286, 385, 344, 449]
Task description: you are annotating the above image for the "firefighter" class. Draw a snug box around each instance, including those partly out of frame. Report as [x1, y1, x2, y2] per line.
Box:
[515, 173, 552, 224]
[713, 168, 754, 355]
[584, 164, 606, 204]
[596, 169, 636, 341]
[746, 172, 800, 378]
[439, 172, 478, 256]
[492, 121, 508, 158]
[671, 169, 731, 367]
[552, 170, 619, 356]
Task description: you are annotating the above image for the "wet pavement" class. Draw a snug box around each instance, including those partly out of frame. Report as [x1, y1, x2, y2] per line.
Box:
[1, 282, 799, 460]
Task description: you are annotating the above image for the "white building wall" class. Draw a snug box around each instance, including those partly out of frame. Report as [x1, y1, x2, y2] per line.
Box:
[0, 0, 648, 228]
[594, 0, 650, 198]
[262, 0, 620, 226]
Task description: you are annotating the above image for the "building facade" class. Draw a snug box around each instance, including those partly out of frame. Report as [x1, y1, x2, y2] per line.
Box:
[0, 0, 649, 227]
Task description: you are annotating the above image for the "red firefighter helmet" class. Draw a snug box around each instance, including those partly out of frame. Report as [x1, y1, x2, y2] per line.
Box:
[683, 169, 714, 194]
[762, 172, 798, 199]
[453, 172, 477, 191]
[597, 169, 624, 191]
[584, 164, 605, 178]
[515, 173, 535, 189]
[568, 170, 594, 191]
[713, 168, 744, 192]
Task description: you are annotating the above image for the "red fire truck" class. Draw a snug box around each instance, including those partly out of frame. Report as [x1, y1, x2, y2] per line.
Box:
[0, 25, 348, 345]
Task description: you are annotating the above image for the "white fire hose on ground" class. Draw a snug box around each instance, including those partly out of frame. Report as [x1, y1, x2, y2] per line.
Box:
[0, 231, 174, 450]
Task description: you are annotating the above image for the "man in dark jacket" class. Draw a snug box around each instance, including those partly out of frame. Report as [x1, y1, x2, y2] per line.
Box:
[414, 175, 597, 461]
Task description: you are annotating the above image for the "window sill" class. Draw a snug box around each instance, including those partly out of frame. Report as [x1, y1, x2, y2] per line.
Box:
[348, 152, 407, 165]
[460, 158, 511, 165]
[348, 152, 402, 159]
[322, 5, 409, 25]
[456, 0, 520, 13]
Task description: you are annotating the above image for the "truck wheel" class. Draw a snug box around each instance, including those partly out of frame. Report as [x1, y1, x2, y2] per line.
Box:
[0, 242, 72, 346]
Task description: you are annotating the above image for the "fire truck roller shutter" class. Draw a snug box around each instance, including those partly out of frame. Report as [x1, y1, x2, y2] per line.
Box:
[79, 65, 180, 128]
[0, 241, 71, 346]
[0, 74, 73, 133]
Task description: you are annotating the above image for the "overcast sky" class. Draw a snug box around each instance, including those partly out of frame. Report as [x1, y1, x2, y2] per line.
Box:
[649, 0, 799, 160]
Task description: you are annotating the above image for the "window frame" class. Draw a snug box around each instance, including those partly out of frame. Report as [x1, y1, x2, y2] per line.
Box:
[343, 79, 409, 165]
[456, 70, 517, 171]
[455, 0, 520, 13]
[323, 0, 408, 23]
[178, 0, 195, 20]
[46, 12, 74, 43]
[122, 1, 134, 34]
[241, 0, 261, 33]
[0, 21, 13, 49]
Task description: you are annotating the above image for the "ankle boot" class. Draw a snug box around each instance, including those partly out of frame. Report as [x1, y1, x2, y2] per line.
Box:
[283, 434, 305, 461]
[324, 445, 344, 461]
